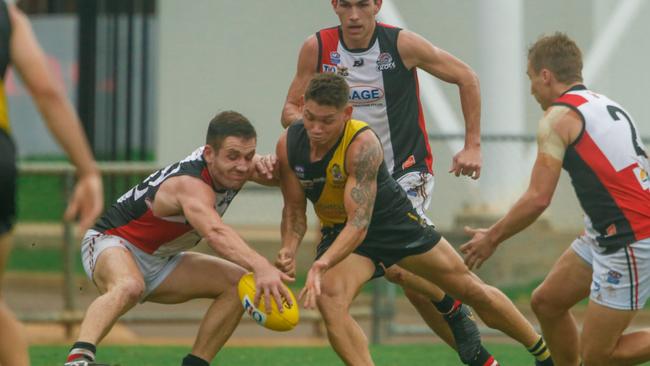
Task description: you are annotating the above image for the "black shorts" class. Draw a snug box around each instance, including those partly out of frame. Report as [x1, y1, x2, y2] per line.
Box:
[317, 217, 442, 279]
[0, 129, 16, 235]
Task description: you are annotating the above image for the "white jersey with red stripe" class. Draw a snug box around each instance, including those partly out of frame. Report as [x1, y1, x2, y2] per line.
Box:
[316, 23, 433, 178]
[93, 147, 239, 256]
[554, 85, 650, 250]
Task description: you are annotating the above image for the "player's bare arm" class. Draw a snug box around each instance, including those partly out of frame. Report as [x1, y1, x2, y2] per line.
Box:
[10, 4, 103, 232]
[281, 35, 318, 128]
[249, 153, 279, 186]
[398, 30, 482, 179]
[276, 132, 307, 277]
[155, 175, 294, 310]
[460, 106, 579, 269]
[300, 129, 382, 308]
[320, 129, 381, 269]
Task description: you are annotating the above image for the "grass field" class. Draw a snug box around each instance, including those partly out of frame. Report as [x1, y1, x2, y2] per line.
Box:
[33, 344, 536, 366]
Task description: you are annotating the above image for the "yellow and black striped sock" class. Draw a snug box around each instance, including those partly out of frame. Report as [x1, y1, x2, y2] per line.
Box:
[528, 336, 552, 362]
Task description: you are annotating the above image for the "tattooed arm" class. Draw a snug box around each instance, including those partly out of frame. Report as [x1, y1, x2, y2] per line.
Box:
[317, 129, 383, 270]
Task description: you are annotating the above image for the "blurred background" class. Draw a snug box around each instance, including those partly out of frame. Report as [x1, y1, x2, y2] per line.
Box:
[7, 0, 650, 349]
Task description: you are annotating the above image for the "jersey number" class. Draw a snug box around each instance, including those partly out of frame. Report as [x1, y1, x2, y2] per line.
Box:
[607, 105, 647, 158]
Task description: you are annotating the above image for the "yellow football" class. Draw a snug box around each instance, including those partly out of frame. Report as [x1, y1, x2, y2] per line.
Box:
[237, 272, 299, 331]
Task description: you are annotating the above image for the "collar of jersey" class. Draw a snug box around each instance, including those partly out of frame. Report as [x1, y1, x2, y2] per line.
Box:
[337, 23, 379, 54]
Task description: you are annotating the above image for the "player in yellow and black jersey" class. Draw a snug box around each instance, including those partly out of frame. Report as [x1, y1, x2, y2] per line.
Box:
[275, 73, 551, 366]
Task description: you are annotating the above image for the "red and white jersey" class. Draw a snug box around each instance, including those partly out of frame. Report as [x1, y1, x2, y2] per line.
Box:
[316, 23, 433, 178]
[554, 85, 650, 250]
[93, 147, 239, 256]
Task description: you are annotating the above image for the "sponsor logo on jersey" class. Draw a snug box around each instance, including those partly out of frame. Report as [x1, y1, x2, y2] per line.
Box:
[349, 86, 384, 105]
[606, 223, 617, 237]
[353, 58, 364, 67]
[330, 51, 341, 65]
[295, 165, 305, 179]
[323, 64, 337, 73]
[606, 270, 622, 285]
[376, 52, 396, 71]
[592, 280, 601, 292]
[299, 177, 326, 190]
[633, 165, 650, 191]
[401, 155, 416, 170]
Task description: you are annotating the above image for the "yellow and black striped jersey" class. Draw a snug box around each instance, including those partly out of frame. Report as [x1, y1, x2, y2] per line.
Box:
[286, 119, 418, 231]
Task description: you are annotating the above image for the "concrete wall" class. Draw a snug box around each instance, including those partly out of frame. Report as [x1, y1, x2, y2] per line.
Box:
[156, 1, 650, 232]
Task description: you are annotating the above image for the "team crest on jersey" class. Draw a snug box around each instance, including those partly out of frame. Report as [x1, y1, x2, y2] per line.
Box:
[330, 163, 345, 185]
[376, 52, 396, 71]
[336, 66, 349, 77]
[330, 51, 341, 65]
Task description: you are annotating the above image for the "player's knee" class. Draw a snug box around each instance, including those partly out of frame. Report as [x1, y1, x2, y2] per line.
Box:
[225, 265, 247, 287]
[530, 285, 563, 318]
[581, 347, 613, 366]
[317, 293, 349, 322]
[112, 278, 145, 305]
[384, 266, 407, 285]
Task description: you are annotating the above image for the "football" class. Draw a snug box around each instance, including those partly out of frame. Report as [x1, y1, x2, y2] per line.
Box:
[237, 272, 299, 331]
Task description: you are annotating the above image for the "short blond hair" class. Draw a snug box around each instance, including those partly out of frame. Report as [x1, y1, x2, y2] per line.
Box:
[528, 32, 583, 84]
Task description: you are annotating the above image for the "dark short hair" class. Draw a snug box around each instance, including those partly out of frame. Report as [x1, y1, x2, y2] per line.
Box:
[304, 73, 349, 109]
[206, 111, 256, 149]
[528, 32, 583, 84]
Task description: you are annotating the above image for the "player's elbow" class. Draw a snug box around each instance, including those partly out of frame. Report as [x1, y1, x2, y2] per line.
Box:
[280, 113, 292, 129]
[29, 81, 65, 106]
[458, 68, 480, 90]
[530, 192, 552, 212]
[281, 103, 300, 128]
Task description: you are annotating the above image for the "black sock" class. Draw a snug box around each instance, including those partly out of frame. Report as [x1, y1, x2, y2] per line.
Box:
[431, 294, 457, 314]
[468, 345, 496, 366]
[67, 341, 96, 362]
[182, 353, 210, 366]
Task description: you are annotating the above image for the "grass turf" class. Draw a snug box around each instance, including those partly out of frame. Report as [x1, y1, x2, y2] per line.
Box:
[34, 343, 535, 366]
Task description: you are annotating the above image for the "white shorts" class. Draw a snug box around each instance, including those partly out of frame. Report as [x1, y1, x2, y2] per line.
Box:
[81, 229, 184, 302]
[396, 171, 434, 225]
[571, 235, 650, 310]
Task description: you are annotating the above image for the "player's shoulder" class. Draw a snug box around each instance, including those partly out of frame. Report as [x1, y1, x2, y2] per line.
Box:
[347, 127, 382, 164]
[540, 105, 582, 144]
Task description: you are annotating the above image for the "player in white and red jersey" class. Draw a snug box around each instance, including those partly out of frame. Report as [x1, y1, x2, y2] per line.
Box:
[279, 1, 555, 365]
[462, 33, 650, 366]
[65, 111, 293, 366]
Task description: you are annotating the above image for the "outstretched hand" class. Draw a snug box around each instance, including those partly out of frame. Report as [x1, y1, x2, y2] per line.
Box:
[253, 263, 295, 314]
[449, 146, 481, 179]
[64, 172, 103, 234]
[459, 226, 496, 270]
[298, 259, 329, 310]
